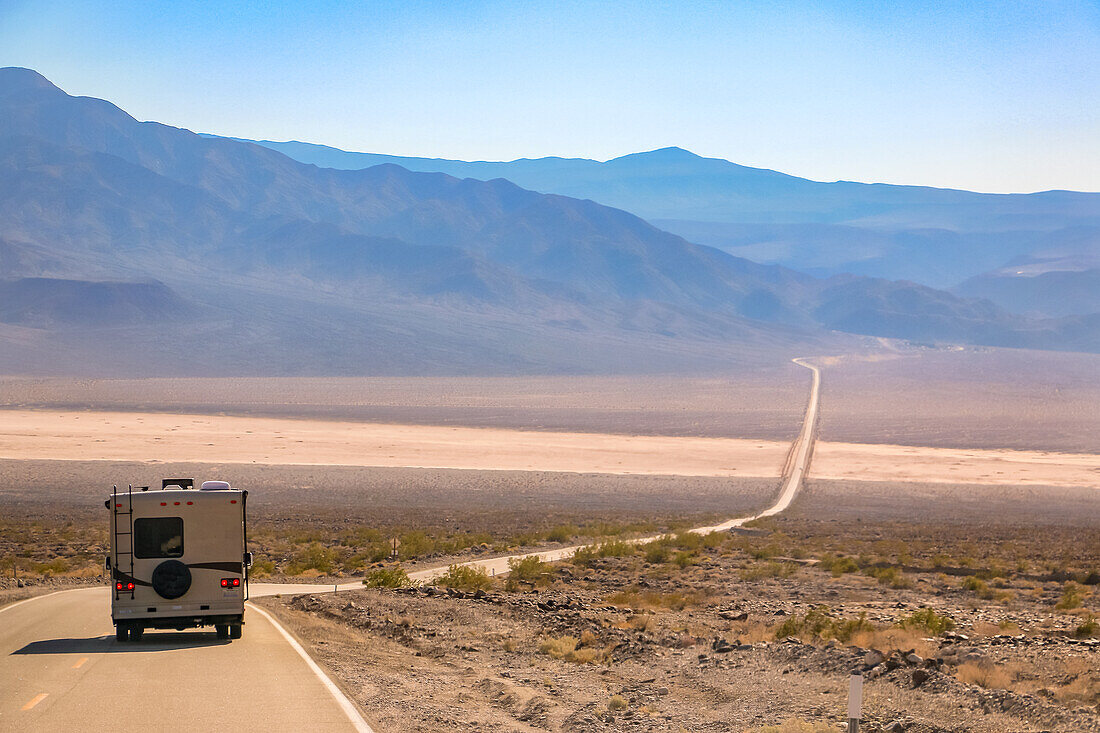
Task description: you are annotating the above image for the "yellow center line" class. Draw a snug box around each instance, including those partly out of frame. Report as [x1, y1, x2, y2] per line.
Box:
[72, 657, 89, 669]
[21, 693, 48, 711]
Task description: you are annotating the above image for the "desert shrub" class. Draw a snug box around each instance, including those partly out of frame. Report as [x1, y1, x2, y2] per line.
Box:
[831, 613, 875, 642]
[286, 542, 336, 575]
[643, 542, 670, 564]
[1056, 581, 1086, 610]
[607, 695, 628, 711]
[505, 555, 553, 589]
[34, 557, 70, 577]
[818, 554, 859, 576]
[898, 607, 956, 636]
[571, 539, 635, 567]
[435, 564, 492, 591]
[740, 561, 798, 581]
[773, 606, 871, 643]
[363, 566, 412, 588]
[249, 558, 276, 577]
[1074, 615, 1099, 638]
[746, 542, 783, 560]
[397, 531, 434, 559]
[865, 566, 911, 588]
[962, 576, 995, 599]
[669, 531, 704, 551]
[545, 525, 576, 543]
[671, 550, 698, 568]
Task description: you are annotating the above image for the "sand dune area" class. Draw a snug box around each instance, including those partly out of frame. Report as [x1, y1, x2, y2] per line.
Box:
[0, 409, 1095, 487]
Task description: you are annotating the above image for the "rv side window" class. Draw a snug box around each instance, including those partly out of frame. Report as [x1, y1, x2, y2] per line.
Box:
[134, 517, 184, 558]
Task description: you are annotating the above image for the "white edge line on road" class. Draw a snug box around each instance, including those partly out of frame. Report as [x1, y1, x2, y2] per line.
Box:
[0, 589, 75, 615]
[247, 603, 375, 733]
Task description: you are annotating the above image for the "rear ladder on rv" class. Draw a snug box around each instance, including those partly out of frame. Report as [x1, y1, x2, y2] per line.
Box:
[111, 484, 135, 600]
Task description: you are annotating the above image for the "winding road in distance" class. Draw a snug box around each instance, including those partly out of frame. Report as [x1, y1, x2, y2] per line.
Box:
[0, 358, 820, 732]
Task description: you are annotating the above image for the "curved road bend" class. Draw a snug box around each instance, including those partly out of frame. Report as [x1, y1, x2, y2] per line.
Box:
[0, 358, 820, 731]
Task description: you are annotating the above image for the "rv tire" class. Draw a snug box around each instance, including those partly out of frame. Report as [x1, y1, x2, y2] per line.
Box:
[130, 625, 144, 641]
[115, 624, 128, 642]
[215, 624, 230, 639]
[229, 624, 242, 639]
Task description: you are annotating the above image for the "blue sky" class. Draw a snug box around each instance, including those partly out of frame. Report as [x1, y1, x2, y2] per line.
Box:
[2, 0, 1098, 192]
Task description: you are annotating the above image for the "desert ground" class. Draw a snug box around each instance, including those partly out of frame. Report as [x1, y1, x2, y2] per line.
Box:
[1, 346, 1098, 731]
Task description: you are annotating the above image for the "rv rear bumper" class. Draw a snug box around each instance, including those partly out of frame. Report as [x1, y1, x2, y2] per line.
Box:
[114, 613, 244, 630]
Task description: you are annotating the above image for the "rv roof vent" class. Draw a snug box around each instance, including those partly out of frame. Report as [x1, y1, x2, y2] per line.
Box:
[162, 478, 194, 490]
[201, 480, 231, 491]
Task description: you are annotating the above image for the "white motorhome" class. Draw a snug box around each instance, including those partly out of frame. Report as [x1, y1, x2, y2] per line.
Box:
[106, 478, 252, 641]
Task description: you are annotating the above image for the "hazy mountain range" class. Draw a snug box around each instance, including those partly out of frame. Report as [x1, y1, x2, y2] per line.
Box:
[1, 67, 1097, 376]
[248, 139, 1100, 317]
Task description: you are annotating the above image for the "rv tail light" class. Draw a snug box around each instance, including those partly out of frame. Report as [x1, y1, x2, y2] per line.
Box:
[220, 577, 240, 588]
[232, 578, 240, 587]
[220, 578, 228, 588]
[126, 582, 135, 591]
[115, 581, 123, 591]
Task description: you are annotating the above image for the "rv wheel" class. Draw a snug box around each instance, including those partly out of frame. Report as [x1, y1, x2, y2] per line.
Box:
[115, 624, 128, 642]
[229, 624, 242, 639]
[130, 626, 144, 641]
[215, 624, 230, 639]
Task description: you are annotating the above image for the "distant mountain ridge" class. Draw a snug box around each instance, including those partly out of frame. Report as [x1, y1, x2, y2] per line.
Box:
[243, 138, 1100, 294]
[0, 67, 1097, 375]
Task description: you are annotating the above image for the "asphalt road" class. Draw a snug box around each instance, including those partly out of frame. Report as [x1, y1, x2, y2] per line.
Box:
[1, 358, 821, 732]
[0, 587, 372, 732]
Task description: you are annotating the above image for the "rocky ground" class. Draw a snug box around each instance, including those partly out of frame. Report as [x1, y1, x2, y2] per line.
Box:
[259, 517, 1099, 732]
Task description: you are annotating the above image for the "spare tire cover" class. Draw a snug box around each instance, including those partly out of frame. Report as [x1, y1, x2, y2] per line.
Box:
[151, 560, 192, 599]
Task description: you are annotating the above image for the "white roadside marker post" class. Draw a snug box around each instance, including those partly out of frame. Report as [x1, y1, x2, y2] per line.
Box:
[848, 673, 863, 732]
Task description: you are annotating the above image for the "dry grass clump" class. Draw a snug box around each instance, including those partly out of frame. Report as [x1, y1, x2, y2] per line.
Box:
[850, 627, 935, 658]
[538, 633, 611, 664]
[1054, 658, 1100, 705]
[607, 695, 628, 711]
[957, 661, 1014, 689]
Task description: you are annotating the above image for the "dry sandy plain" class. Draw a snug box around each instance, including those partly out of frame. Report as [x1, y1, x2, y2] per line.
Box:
[0, 408, 1094, 489]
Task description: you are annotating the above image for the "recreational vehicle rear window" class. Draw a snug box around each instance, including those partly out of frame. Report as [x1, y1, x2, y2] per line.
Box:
[134, 517, 184, 559]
